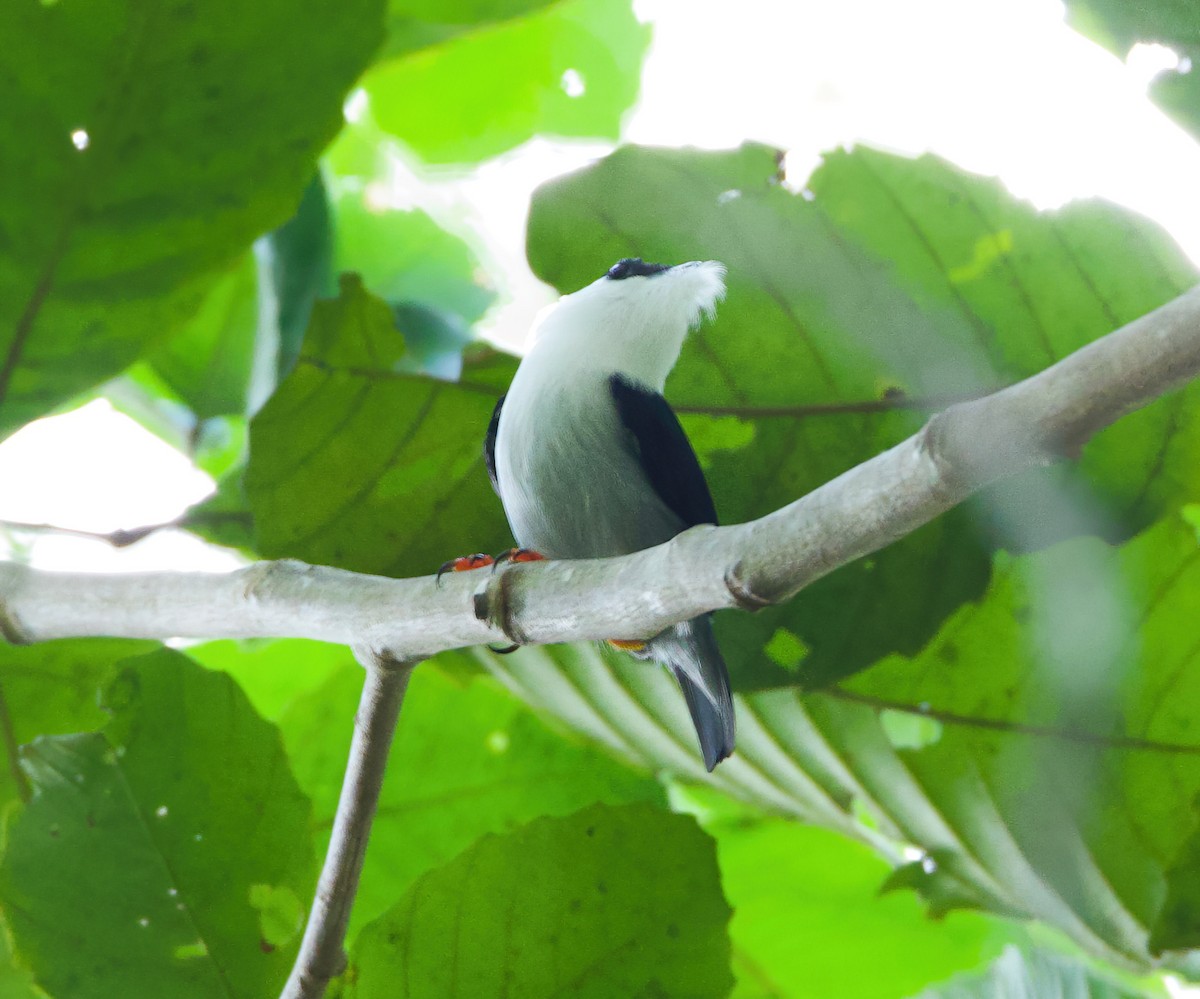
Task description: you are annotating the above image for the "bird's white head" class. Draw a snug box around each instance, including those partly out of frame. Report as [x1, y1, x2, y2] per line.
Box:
[527, 258, 726, 391]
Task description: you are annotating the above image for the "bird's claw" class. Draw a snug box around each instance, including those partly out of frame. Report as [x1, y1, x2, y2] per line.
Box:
[435, 553, 494, 587]
[491, 547, 546, 572]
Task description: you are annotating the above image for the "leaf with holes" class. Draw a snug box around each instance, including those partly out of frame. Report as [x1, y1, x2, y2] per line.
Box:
[0, 649, 315, 999]
[527, 142, 1199, 688]
[345, 803, 733, 998]
[244, 274, 515, 575]
[0, 0, 384, 437]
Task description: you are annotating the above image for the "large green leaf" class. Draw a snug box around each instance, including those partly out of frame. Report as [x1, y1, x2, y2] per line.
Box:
[245, 274, 514, 575]
[0, 0, 385, 437]
[279, 656, 664, 936]
[345, 803, 733, 998]
[481, 512, 1200, 971]
[526, 142, 1199, 688]
[364, 0, 649, 164]
[0, 649, 315, 998]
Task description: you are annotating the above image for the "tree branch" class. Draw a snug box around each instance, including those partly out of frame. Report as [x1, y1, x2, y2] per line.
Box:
[1, 285, 1198, 657]
[281, 649, 415, 999]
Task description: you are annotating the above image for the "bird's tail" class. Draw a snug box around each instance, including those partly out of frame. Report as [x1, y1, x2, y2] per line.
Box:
[651, 615, 735, 772]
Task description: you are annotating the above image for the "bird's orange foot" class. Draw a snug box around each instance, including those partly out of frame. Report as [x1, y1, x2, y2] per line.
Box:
[493, 547, 546, 569]
[608, 639, 647, 652]
[436, 552, 495, 586]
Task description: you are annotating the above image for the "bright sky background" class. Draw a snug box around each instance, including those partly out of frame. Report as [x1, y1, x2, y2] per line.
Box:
[2, 0, 1198, 577]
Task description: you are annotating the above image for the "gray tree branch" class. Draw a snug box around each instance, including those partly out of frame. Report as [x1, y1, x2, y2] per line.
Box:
[2, 285, 1198, 656]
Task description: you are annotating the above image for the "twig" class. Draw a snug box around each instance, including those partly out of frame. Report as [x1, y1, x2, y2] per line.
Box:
[280, 649, 416, 999]
[0, 509, 251, 549]
[0, 518, 170, 548]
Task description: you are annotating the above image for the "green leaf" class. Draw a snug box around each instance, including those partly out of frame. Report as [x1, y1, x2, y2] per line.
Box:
[365, 0, 650, 164]
[381, 0, 558, 61]
[1148, 800, 1200, 954]
[268, 172, 337, 376]
[180, 467, 257, 553]
[148, 252, 259, 419]
[334, 199, 494, 327]
[526, 142, 1199, 688]
[0, 638, 156, 813]
[1061, 0, 1200, 142]
[0, 649, 315, 999]
[1062, 0, 1199, 53]
[716, 819, 1008, 999]
[831, 516, 1200, 965]
[0, 910, 45, 999]
[912, 945, 1152, 999]
[0, 0, 385, 437]
[245, 275, 514, 575]
[186, 637, 352, 722]
[346, 803, 733, 998]
[280, 657, 664, 936]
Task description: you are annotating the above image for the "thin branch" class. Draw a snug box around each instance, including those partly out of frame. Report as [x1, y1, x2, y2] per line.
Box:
[0, 510, 252, 549]
[0, 519, 170, 548]
[281, 649, 416, 999]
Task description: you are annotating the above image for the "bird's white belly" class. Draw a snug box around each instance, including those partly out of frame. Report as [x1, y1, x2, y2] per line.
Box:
[494, 381, 681, 560]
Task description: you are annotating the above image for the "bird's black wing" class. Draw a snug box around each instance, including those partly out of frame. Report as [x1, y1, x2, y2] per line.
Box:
[609, 374, 717, 528]
[483, 393, 505, 495]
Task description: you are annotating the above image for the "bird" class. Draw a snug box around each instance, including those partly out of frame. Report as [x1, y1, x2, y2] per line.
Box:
[483, 256, 736, 771]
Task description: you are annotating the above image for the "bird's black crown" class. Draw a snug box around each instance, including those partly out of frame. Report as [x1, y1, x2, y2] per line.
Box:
[606, 258, 671, 281]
